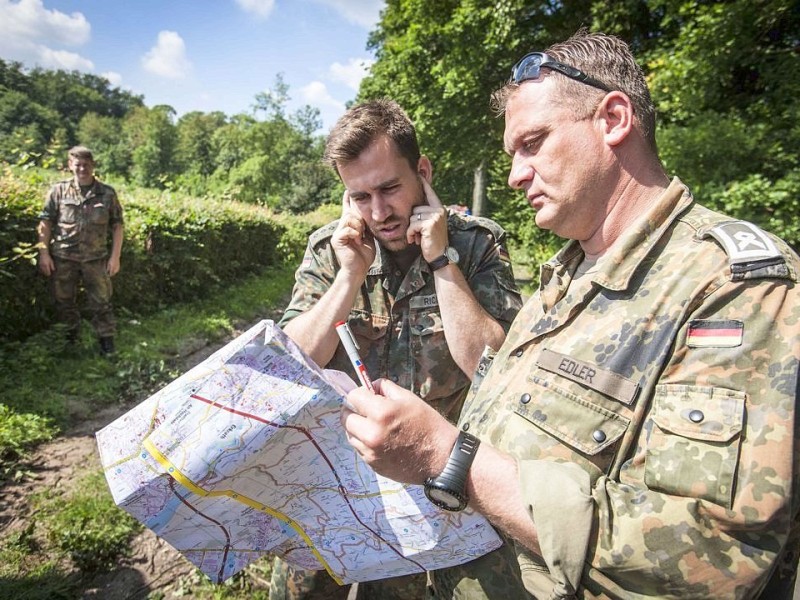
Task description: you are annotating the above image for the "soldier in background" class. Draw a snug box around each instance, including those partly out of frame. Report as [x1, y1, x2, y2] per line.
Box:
[269, 99, 523, 599]
[342, 31, 800, 599]
[37, 146, 124, 355]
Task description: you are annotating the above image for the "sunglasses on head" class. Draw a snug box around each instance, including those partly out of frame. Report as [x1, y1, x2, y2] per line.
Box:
[511, 52, 612, 92]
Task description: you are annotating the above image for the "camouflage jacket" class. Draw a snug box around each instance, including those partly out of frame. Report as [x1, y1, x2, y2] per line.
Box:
[39, 177, 123, 262]
[434, 179, 800, 599]
[280, 213, 523, 420]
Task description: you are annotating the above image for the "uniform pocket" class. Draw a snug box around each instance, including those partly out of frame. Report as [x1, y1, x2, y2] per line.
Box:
[519, 373, 630, 456]
[60, 201, 80, 224]
[347, 310, 388, 342]
[88, 202, 110, 225]
[514, 372, 631, 478]
[645, 384, 745, 507]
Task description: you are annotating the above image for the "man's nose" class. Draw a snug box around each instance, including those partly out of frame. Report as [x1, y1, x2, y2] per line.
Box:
[371, 197, 391, 222]
[508, 155, 533, 190]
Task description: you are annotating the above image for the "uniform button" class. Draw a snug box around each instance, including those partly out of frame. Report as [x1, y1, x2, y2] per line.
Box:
[514, 348, 524, 358]
[592, 430, 607, 443]
[520, 393, 531, 404]
[461, 423, 470, 431]
[391, 375, 399, 383]
[688, 410, 705, 423]
[394, 270, 402, 277]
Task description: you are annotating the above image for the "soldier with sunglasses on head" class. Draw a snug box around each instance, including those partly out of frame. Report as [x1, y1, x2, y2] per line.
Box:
[341, 30, 800, 599]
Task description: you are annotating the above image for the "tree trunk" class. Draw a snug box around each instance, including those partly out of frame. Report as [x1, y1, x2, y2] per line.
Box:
[472, 160, 486, 217]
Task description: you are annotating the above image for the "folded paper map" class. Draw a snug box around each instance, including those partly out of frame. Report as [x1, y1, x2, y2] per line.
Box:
[96, 320, 502, 584]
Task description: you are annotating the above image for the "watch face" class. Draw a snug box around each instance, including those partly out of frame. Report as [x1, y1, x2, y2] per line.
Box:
[445, 246, 459, 264]
[428, 487, 462, 510]
[424, 477, 468, 511]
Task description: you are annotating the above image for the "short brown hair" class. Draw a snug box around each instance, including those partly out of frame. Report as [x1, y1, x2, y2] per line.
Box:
[68, 146, 94, 162]
[324, 99, 420, 175]
[492, 30, 658, 153]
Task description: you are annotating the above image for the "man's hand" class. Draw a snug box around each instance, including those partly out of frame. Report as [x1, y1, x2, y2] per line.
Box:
[341, 378, 457, 484]
[106, 255, 121, 276]
[38, 252, 54, 276]
[407, 177, 449, 263]
[332, 190, 376, 281]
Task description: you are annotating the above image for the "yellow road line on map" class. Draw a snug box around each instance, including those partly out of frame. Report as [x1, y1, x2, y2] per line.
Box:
[142, 438, 343, 585]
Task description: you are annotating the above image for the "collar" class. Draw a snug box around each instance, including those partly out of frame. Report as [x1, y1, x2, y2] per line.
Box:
[540, 177, 693, 296]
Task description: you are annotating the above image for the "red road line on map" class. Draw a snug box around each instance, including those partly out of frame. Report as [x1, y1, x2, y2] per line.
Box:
[189, 393, 426, 571]
[168, 477, 230, 583]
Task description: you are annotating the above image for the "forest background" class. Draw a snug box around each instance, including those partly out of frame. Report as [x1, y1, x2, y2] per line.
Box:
[1, 0, 799, 598]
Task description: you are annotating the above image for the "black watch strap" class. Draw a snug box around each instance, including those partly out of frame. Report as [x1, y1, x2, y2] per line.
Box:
[424, 430, 480, 511]
[428, 246, 459, 272]
[438, 430, 480, 492]
[428, 253, 450, 272]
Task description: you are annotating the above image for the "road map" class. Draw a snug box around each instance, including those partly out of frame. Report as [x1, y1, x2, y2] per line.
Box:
[96, 320, 502, 584]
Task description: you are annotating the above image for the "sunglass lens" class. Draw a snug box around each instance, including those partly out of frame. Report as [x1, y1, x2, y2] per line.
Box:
[513, 53, 543, 83]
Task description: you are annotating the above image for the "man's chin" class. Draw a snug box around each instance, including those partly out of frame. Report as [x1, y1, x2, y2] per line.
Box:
[378, 237, 409, 252]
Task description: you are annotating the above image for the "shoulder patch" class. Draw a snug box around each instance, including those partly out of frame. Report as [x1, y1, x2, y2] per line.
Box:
[308, 220, 339, 249]
[706, 221, 781, 262]
[703, 220, 789, 280]
[449, 213, 507, 240]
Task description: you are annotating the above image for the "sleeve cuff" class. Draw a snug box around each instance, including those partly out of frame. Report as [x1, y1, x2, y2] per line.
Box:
[519, 459, 593, 596]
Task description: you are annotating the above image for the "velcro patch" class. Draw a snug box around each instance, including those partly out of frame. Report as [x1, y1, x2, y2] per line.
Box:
[496, 243, 511, 264]
[706, 221, 781, 264]
[537, 349, 639, 406]
[301, 249, 313, 269]
[409, 294, 439, 309]
[687, 320, 743, 348]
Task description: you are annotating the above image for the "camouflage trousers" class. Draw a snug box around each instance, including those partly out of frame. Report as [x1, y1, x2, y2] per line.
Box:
[50, 257, 116, 338]
[269, 556, 428, 600]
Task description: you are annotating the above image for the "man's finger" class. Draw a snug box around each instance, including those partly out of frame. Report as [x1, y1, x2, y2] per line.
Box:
[420, 176, 444, 210]
[340, 189, 352, 218]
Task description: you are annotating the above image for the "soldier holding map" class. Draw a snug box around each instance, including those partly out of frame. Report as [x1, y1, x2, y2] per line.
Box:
[269, 99, 523, 599]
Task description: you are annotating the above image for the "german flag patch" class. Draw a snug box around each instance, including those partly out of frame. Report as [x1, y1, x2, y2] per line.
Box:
[687, 320, 744, 348]
[496, 243, 511, 265]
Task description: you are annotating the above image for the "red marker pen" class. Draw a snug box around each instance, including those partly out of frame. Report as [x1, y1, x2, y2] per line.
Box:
[334, 320, 375, 392]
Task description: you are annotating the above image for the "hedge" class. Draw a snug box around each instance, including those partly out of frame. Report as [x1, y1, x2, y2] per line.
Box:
[0, 165, 324, 343]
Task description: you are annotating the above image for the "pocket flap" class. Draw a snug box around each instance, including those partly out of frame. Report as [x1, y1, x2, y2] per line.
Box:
[651, 385, 744, 443]
[347, 312, 389, 341]
[516, 375, 630, 456]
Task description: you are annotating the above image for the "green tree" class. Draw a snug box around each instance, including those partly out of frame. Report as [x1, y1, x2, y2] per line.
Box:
[125, 105, 178, 188]
[214, 76, 336, 211]
[175, 111, 228, 178]
[0, 89, 61, 163]
[77, 112, 131, 178]
[0, 58, 144, 167]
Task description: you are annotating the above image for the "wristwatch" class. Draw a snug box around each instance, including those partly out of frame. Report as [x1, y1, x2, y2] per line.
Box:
[424, 430, 480, 511]
[428, 246, 459, 272]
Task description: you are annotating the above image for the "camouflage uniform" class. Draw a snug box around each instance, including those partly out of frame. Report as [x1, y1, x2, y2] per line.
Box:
[39, 177, 123, 338]
[431, 178, 800, 599]
[270, 212, 523, 600]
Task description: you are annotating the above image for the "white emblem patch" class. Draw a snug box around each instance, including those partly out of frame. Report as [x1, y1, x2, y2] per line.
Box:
[707, 221, 781, 263]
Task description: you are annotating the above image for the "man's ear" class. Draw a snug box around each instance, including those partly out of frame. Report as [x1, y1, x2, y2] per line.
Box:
[599, 92, 634, 147]
[417, 155, 433, 182]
